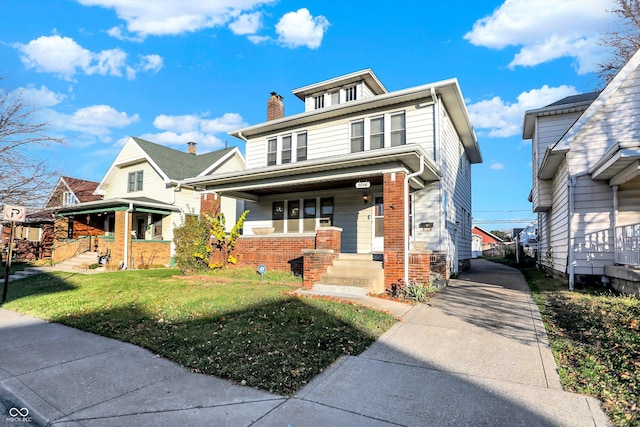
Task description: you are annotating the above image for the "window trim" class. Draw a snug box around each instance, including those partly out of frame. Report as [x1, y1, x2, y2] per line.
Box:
[128, 170, 144, 193]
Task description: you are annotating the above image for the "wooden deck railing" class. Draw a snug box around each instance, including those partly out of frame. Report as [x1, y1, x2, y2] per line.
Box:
[615, 223, 640, 266]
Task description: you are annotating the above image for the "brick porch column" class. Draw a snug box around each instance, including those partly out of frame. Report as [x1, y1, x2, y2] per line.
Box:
[200, 193, 221, 217]
[113, 210, 132, 268]
[383, 171, 406, 290]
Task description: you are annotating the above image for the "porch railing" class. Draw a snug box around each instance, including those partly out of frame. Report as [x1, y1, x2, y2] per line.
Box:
[51, 236, 94, 264]
[615, 223, 640, 266]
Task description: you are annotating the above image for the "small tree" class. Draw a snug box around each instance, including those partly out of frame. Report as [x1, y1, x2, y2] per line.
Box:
[0, 83, 63, 206]
[207, 210, 249, 268]
[173, 215, 210, 274]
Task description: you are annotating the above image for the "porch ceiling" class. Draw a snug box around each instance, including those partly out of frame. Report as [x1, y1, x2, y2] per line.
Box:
[185, 145, 439, 200]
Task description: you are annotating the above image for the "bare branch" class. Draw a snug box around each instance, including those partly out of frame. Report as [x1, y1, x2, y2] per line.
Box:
[0, 81, 64, 207]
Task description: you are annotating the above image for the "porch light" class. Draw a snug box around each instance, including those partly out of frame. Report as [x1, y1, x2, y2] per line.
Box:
[86, 214, 90, 224]
[362, 194, 369, 204]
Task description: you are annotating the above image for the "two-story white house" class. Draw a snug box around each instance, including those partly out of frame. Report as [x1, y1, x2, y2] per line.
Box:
[524, 47, 640, 296]
[54, 137, 245, 268]
[184, 69, 481, 292]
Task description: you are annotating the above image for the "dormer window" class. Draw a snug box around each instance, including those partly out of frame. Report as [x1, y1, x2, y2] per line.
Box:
[314, 94, 325, 109]
[345, 86, 357, 102]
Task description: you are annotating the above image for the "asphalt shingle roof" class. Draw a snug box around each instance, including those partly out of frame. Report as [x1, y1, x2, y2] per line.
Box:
[545, 91, 600, 108]
[131, 137, 235, 180]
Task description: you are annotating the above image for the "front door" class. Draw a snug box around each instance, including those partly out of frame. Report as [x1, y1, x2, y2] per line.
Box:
[372, 195, 384, 252]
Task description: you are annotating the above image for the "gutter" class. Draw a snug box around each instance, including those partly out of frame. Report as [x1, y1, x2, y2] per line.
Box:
[404, 156, 425, 285]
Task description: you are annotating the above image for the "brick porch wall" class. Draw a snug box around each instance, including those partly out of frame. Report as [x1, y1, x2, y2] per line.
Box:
[408, 251, 431, 284]
[234, 227, 342, 283]
[235, 234, 316, 275]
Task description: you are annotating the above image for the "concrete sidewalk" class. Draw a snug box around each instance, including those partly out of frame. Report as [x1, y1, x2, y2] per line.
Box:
[0, 259, 610, 426]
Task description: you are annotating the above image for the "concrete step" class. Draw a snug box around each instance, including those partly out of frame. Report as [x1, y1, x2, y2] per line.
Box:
[326, 265, 384, 277]
[296, 288, 368, 299]
[319, 273, 379, 287]
[310, 283, 370, 297]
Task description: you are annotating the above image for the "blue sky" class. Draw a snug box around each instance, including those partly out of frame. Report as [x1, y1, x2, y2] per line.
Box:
[0, 0, 621, 231]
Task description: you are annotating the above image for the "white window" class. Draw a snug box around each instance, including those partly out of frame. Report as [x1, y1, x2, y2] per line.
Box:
[267, 138, 277, 166]
[330, 90, 339, 106]
[370, 116, 384, 150]
[297, 132, 307, 161]
[390, 112, 406, 146]
[128, 171, 143, 192]
[350, 120, 364, 152]
[314, 94, 324, 109]
[345, 86, 357, 102]
[62, 191, 77, 206]
[282, 135, 292, 164]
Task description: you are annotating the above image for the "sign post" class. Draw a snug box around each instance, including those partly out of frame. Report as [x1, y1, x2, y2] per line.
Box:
[2, 205, 25, 304]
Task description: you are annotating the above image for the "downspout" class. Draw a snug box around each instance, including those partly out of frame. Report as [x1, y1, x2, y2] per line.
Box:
[124, 202, 133, 269]
[568, 176, 575, 291]
[432, 87, 445, 269]
[171, 182, 181, 205]
[612, 185, 619, 265]
[404, 156, 425, 285]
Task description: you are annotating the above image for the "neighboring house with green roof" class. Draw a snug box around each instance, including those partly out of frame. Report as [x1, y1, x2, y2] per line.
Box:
[54, 137, 244, 268]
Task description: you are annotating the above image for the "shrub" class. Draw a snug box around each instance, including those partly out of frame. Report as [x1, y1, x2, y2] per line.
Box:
[173, 216, 211, 274]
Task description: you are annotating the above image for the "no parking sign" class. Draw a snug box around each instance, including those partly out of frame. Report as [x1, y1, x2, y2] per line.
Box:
[3, 205, 25, 222]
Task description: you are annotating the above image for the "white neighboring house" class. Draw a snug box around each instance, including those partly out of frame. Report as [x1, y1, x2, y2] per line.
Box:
[524, 48, 640, 295]
[184, 69, 482, 289]
[54, 137, 245, 268]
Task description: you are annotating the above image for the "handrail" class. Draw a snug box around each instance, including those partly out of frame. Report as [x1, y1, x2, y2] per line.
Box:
[615, 223, 640, 267]
[51, 236, 94, 265]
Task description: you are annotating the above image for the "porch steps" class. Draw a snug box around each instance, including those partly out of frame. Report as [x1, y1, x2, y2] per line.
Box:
[54, 251, 102, 272]
[309, 253, 384, 298]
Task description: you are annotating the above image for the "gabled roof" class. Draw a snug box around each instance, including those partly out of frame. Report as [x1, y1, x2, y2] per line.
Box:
[522, 91, 599, 139]
[132, 137, 238, 180]
[43, 176, 102, 209]
[472, 225, 504, 243]
[61, 176, 102, 202]
[96, 137, 243, 194]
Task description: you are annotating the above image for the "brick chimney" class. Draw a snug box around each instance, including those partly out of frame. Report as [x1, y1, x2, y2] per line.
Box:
[187, 141, 196, 155]
[267, 92, 284, 121]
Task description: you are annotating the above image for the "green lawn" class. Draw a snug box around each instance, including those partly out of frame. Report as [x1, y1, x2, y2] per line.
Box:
[2, 268, 396, 396]
[510, 263, 639, 427]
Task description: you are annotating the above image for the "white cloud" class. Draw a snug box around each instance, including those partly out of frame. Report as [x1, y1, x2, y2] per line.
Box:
[229, 12, 262, 35]
[15, 85, 66, 108]
[468, 85, 579, 138]
[464, 0, 616, 74]
[137, 54, 164, 73]
[77, 0, 277, 38]
[148, 112, 248, 149]
[17, 35, 92, 80]
[490, 162, 505, 170]
[275, 8, 329, 49]
[15, 34, 163, 80]
[49, 104, 139, 141]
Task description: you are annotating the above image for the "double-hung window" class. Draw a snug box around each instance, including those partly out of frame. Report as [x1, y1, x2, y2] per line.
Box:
[297, 132, 307, 161]
[390, 112, 406, 146]
[128, 170, 143, 192]
[370, 116, 384, 150]
[267, 138, 277, 166]
[350, 120, 364, 152]
[281, 135, 292, 164]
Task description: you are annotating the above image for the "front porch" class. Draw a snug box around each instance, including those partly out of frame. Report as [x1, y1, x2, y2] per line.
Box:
[53, 198, 179, 268]
[607, 222, 640, 296]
